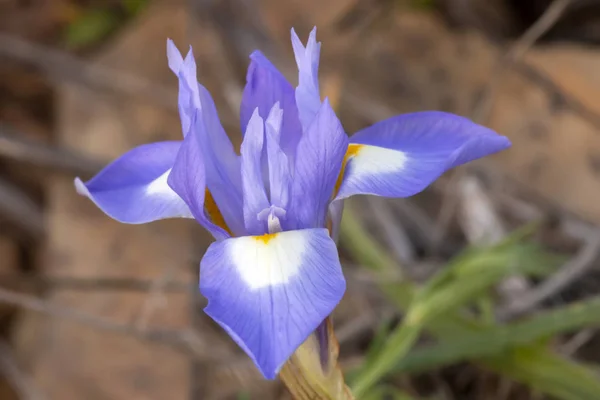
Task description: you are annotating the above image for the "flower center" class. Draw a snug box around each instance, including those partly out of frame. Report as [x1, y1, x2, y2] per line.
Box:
[257, 205, 286, 234]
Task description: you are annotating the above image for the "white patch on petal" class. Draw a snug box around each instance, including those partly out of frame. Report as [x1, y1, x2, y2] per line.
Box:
[143, 168, 194, 218]
[350, 145, 408, 176]
[228, 231, 308, 290]
[145, 168, 177, 198]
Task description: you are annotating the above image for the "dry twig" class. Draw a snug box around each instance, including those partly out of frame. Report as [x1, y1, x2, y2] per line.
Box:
[497, 231, 600, 320]
[471, 0, 575, 124]
[0, 287, 219, 358]
[0, 339, 46, 400]
[0, 33, 176, 109]
[0, 177, 44, 240]
[0, 126, 105, 178]
[365, 198, 415, 264]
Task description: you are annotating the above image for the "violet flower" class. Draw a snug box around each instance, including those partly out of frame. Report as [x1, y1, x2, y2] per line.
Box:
[74, 28, 510, 379]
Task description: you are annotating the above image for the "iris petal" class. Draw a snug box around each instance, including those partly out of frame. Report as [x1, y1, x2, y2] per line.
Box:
[200, 228, 346, 379]
[241, 109, 269, 235]
[74, 141, 192, 224]
[265, 103, 291, 211]
[291, 27, 322, 131]
[335, 111, 511, 200]
[240, 50, 303, 161]
[168, 112, 230, 241]
[289, 99, 348, 230]
[168, 41, 245, 235]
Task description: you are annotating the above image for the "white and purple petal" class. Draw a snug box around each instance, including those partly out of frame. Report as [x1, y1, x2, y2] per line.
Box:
[168, 41, 245, 235]
[74, 141, 192, 224]
[265, 103, 291, 211]
[200, 228, 346, 379]
[240, 50, 303, 161]
[290, 99, 348, 229]
[241, 109, 269, 235]
[168, 113, 230, 241]
[291, 27, 322, 131]
[335, 111, 511, 200]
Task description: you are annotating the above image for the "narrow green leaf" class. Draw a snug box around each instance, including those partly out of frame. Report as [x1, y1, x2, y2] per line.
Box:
[340, 204, 600, 400]
[486, 345, 600, 400]
[393, 297, 600, 374]
[351, 321, 422, 397]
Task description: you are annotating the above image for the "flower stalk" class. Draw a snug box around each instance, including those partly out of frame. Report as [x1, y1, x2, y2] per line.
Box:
[280, 318, 354, 400]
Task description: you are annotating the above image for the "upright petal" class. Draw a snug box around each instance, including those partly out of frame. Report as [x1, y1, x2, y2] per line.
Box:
[265, 103, 291, 210]
[241, 109, 269, 235]
[291, 27, 321, 131]
[289, 99, 348, 230]
[166, 38, 184, 76]
[169, 43, 245, 235]
[241, 51, 303, 160]
[74, 141, 192, 224]
[168, 111, 231, 241]
[200, 228, 346, 379]
[335, 111, 511, 201]
[173, 47, 200, 136]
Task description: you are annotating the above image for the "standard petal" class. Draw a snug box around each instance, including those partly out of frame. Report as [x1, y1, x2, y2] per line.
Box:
[265, 103, 291, 210]
[335, 111, 511, 200]
[74, 141, 192, 224]
[241, 109, 269, 235]
[168, 43, 241, 184]
[168, 112, 231, 240]
[291, 27, 322, 131]
[200, 228, 346, 379]
[168, 43, 245, 235]
[240, 50, 303, 160]
[166, 38, 184, 75]
[289, 99, 348, 229]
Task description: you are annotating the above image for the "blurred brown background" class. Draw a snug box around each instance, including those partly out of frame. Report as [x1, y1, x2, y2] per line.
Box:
[1, 0, 600, 399]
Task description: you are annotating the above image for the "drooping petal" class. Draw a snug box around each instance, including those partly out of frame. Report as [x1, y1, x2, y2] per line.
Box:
[291, 27, 321, 131]
[289, 99, 348, 230]
[265, 103, 291, 210]
[200, 228, 346, 379]
[240, 50, 303, 160]
[335, 111, 511, 201]
[168, 112, 230, 241]
[74, 141, 192, 224]
[241, 109, 269, 235]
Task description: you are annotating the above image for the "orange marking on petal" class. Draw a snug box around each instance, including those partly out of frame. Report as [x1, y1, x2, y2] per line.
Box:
[254, 232, 278, 244]
[333, 144, 363, 196]
[205, 189, 233, 235]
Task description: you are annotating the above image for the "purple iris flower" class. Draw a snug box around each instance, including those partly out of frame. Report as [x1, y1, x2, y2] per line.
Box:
[74, 28, 511, 379]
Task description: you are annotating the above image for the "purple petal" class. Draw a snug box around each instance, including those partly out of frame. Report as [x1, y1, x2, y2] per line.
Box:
[166, 38, 184, 75]
[168, 42, 245, 235]
[265, 103, 291, 211]
[291, 27, 322, 131]
[335, 111, 511, 200]
[240, 50, 303, 161]
[200, 228, 346, 379]
[241, 109, 269, 235]
[289, 99, 348, 229]
[168, 113, 230, 241]
[74, 141, 192, 224]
